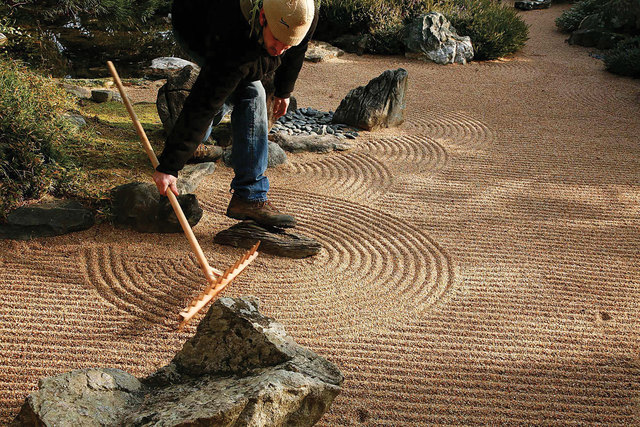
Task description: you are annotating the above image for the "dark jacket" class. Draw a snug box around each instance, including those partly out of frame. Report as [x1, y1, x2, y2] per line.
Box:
[157, 0, 319, 176]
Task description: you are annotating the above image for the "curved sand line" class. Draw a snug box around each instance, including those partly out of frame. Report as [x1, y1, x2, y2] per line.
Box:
[2, 3, 640, 424]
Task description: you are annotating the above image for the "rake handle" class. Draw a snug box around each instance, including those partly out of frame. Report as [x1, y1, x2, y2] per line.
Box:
[106, 61, 221, 280]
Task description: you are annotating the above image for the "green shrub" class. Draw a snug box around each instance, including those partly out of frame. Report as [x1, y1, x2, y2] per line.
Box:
[604, 36, 640, 77]
[0, 57, 82, 219]
[447, 0, 529, 61]
[555, 0, 608, 33]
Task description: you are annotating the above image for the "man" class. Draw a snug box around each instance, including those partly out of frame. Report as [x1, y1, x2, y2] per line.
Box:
[153, 0, 318, 228]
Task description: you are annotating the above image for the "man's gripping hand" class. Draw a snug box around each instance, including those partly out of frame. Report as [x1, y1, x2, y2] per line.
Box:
[153, 171, 179, 196]
[273, 97, 290, 120]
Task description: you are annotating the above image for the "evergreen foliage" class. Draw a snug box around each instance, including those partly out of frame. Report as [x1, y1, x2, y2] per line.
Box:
[605, 36, 640, 77]
[555, 0, 609, 33]
[317, 0, 528, 60]
[0, 57, 82, 219]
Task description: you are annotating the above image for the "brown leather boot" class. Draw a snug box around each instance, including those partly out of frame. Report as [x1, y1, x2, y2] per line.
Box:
[226, 194, 297, 228]
[187, 144, 223, 163]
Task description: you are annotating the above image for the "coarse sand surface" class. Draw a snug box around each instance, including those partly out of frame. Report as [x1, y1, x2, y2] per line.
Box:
[2, 3, 640, 425]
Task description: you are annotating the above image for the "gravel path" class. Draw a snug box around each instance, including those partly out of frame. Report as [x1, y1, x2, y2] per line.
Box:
[2, 3, 640, 424]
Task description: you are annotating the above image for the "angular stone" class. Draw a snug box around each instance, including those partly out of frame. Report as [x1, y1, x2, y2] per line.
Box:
[177, 162, 216, 194]
[333, 68, 408, 131]
[156, 65, 201, 135]
[91, 89, 113, 103]
[14, 298, 342, 426]
[514, 0, 551, 10]
[12, 368, 142, 426]
[404, 12, 474, 65]
[0, 200, 94, 240]
[269, 132, 352, 153]
[110, 182, 202, 233]
[214, 221, 322, 259]
[305, 40, 345, 63]
[61, 83, 92, 99]
[331, 34, 370, 55]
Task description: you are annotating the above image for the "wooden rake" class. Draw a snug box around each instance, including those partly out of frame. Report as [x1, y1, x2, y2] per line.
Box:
[107, 61, 259, 328]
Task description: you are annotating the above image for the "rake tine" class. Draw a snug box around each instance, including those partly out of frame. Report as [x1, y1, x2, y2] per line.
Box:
[178, 242, 260, 330]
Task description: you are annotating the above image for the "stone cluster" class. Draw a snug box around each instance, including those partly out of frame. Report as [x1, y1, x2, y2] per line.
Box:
[271, 108, 360, 140]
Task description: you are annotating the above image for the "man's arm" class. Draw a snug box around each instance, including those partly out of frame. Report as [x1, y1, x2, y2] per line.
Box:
[156, 60, 249, 178]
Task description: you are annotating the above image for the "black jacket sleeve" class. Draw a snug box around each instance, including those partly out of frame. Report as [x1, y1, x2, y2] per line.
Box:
[273, 4, 319, 99]
[156, 59, 250, 176]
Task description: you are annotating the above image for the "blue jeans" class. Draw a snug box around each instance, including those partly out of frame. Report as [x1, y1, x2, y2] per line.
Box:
[175, 31, 269, 202]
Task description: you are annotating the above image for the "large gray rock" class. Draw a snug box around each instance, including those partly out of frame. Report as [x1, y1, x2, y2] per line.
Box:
[110, 182, 202, 233]
[12, 369, 142, 426]
[146, 56, 198, 80]
[332, 68, 408, 131]
[214, 221, 322, 258]
[0, 200, 95, 240]
[404, 12, 474, 65]
[14, 297, 342, 426]
[177, 162, 216, 194]
[156, 64, 201, 135]
[61, 83, 92, 99]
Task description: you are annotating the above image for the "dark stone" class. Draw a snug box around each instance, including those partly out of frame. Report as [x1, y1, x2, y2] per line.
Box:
[514, 0, 551, 10]
[110, 182, 202, 233]
[0, 200, 95, 240]
[156, 65, 201, 135]
[91, 89, 113, 103]
[331, 34, 370, 55]
[214, 221, 322, 258]
[14, 297, 342, 426]
[568, 29, 624, 49]
[333, 68, 408, 131]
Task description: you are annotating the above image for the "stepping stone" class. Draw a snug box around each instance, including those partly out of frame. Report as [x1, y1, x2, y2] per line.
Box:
[0, 199, 94, 240]
[214, 221, 321, 259]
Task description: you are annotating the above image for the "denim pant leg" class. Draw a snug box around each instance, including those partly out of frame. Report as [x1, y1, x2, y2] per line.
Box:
[229, 80, 270, 202]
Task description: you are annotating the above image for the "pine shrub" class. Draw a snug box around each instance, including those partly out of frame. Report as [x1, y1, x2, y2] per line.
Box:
[447, 0, 529, 61]
[604, 37, 640, 77]
[555, 0, 609, 33]
[0, 57, 82, 219]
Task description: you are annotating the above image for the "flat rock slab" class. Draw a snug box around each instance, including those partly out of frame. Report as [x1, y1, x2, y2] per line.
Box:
[0, 200, 94, 240]
[214, 221, 322, 258]
[269, 132, 352, 153]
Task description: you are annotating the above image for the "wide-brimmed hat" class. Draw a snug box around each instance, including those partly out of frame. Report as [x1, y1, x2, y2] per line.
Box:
[263, 0, 315, 46]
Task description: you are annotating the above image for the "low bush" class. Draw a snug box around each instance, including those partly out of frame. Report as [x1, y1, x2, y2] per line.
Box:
[447, 0, 529, 61]
[604, 36, 640, 77]
[317, 0, 528, 59]
[555, 0, 609, 33]
[0, 57, 82, 219]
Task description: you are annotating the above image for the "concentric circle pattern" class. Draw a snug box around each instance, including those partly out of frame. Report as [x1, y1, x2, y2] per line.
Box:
[284, 151, 393, 202]
[2, 6, 640, 426]
[404, 110, 496, 151]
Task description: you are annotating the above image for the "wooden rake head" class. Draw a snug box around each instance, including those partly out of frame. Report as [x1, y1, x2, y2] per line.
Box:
[106, 61, 261, 330]
[178, 241, 260, 330]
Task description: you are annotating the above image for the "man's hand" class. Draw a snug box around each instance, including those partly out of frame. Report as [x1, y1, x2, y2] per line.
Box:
[153, 171, 179, 196]
[273, 97, 290, 120]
